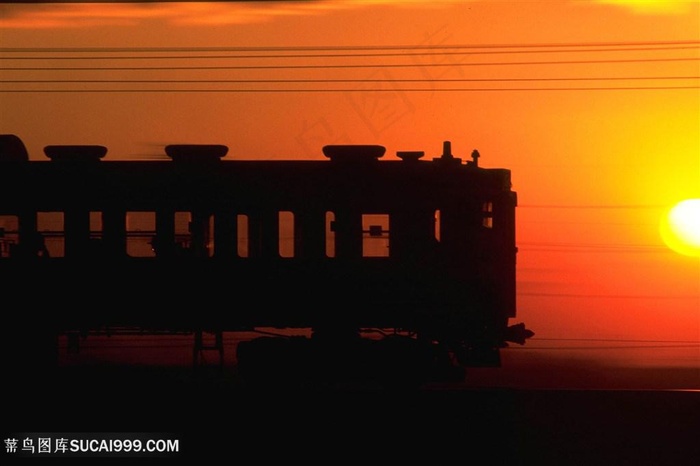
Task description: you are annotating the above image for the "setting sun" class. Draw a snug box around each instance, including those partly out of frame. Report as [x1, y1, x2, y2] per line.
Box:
[660, 199, 700, 257]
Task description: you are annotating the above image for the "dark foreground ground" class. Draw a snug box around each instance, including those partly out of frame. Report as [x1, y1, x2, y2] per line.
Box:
[3, 364, 699, 466]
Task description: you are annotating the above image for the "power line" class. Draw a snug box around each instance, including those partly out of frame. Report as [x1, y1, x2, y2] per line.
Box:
[4, 76, 697, 84]
[507, 344, 700, 350]
[519, 292, 698, 299]
[518, 241, 670, 249]
[519, 204, 668, 209]
[2, 45, 697, 61]
[518, 249, 672, 254]
[536, 338, 700, 343]
[2, 86, 697, 93]
[2, 57, 698, 71]
[1, 39, 698, 52]
[2, 41, 696, 93]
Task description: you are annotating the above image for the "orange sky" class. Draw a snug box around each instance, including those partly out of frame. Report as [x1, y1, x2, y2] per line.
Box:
[1, 1, 698, 368]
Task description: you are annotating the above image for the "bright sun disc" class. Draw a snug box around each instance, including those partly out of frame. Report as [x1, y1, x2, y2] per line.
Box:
[660, 199, 700, 257]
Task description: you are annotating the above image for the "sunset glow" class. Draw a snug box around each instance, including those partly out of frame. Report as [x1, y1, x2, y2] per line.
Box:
[1, 0, 698, 371]
[3, 5, 699, 466]
[596, 0, 695, 15]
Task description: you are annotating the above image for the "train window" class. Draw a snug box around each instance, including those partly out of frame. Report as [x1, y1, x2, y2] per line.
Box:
[206, 214, 215, 257]
[173, 211, 215, 258]
[362, 214, 389, 257]
[90, 211, 103, 241]
[173, 211, 195, 253]
[237, 214, 249, 258]
[279, 211, 294, 258]
[174, 212, 191, 249]
[38, 212, 64, 257]
[434, 209, 441, 242]
[325, 211, 335, 258]
[126, 211, 156, 257]
[0, 215, 18, 258]
[482, 202, 494, 229]
[86, 211, 106, 256]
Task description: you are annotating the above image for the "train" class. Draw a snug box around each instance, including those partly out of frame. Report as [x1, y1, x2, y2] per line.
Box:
[0, 133, 533, 386]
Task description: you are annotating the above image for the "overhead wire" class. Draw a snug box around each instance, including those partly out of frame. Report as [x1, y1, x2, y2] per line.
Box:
[2, 86, 698, 93]
[3, 76, 698, 84]
[1, 40, 698, 92]
[1, 44, 697, 60]
[519, 292, 698, 299]
[2, 39, 698, 52]
[58, 332, 700, 351]
[2, 57, 698, 71]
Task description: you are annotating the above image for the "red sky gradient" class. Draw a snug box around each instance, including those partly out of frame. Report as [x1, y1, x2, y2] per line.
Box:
[1, 1, 698, 374]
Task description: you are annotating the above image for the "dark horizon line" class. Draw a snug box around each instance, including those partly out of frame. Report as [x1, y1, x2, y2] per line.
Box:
[7, 0, 294, 3]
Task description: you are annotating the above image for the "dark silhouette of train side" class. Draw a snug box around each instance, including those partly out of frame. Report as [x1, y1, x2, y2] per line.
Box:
[0, 134, 533, 386]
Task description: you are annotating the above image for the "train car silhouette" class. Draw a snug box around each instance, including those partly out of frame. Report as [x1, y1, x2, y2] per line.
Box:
[0, 134, 533, 385]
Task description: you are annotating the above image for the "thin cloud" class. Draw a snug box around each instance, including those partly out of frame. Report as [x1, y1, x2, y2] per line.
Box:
[0, 1, 463, 29]
[0, 3, 170, 29]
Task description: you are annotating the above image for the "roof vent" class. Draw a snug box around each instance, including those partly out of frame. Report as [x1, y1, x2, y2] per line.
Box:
[468, 149, 480, 168]
[322, 145, 385, 163]
[0, 134, 29, 162]
[164, 144, 228, 163]
[433, 140, 462, 164]
[396, 151, 424, 162]
[44, 145, 107, 162]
